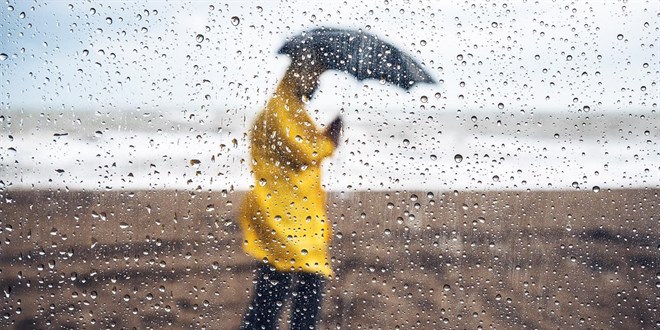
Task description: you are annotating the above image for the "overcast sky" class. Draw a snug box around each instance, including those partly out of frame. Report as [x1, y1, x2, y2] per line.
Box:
[1, 0, 657, 118]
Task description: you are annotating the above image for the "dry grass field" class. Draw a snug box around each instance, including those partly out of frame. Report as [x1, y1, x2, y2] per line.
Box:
[0, 188, 658, 329]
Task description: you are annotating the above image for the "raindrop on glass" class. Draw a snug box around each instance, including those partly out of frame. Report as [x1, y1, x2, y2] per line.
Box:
[454, 154, 463, 163]
[231, 16, 240, 26]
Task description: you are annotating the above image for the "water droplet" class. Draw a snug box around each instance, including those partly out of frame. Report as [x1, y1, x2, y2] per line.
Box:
[50, 228, 58, 236]
[105, 17, 112, 24]
[141, 27, 148, 33]
[566, 55, 573, 61]
[300, 249, 308, 256]
[119, 222, 129, 229]
[497, 103, 504, 109]
[231, 16, 240, 26]
[492, 175, 500, 182]
[384, 229, 391, 235]
[19, 12, 26, 19]
[617, 34, 624, 40]
[402, 139, 410, 146]
[434, 92, 441, 99]
[420, 95, 428, 103]
[420, 39, 427, 46]
[387, 202, 394, 209]
[196, 34, 204, 43]
[592, 186, 600, 192]
[454, 154, 463, 163]
[256, 6, 263, 13]
[0, 53, 7, 61]
[274, 215, 282, 222]
[443, 284, 451, 291]
[89, 8, 96, 15]
[430, 154, 437, 161]
[491, 21, 498, 28]
[582, 105, 590, 112]
[259, 178, 267, 186]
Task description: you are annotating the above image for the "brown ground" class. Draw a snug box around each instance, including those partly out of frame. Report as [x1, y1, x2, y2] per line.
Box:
[0, 188, 658, 329]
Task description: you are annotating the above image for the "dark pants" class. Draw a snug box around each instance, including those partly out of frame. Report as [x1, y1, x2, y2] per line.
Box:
[241, 264, 324, 330]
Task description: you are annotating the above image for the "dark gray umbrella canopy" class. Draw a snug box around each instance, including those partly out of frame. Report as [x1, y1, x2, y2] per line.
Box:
[278, 27, 435, 90]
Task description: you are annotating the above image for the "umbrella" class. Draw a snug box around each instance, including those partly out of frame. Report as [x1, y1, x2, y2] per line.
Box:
[278, 27, 435, 90]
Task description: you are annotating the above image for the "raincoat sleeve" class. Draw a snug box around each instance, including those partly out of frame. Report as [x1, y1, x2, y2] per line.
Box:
[275, 112, 335, 165]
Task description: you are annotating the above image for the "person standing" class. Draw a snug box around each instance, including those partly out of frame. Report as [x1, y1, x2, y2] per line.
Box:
[239, 55, 342, 330]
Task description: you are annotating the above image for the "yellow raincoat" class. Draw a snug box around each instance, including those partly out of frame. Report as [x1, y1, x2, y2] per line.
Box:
[239, 76, 336, 277]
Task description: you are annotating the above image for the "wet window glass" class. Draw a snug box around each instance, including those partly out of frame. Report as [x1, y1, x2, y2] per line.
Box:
[1, 2, 658, 329]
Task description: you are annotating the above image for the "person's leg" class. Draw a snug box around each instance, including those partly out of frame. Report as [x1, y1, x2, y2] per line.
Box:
[242, 264, 292, 330]
[290, 272, 325, 330]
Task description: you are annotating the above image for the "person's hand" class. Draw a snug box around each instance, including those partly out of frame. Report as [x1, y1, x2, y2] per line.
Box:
[325, 116, 343, 146]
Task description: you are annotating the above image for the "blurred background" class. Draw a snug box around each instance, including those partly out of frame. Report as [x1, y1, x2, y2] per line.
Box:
[1, 0, 657, 191]
[0, 1, 658, 329]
